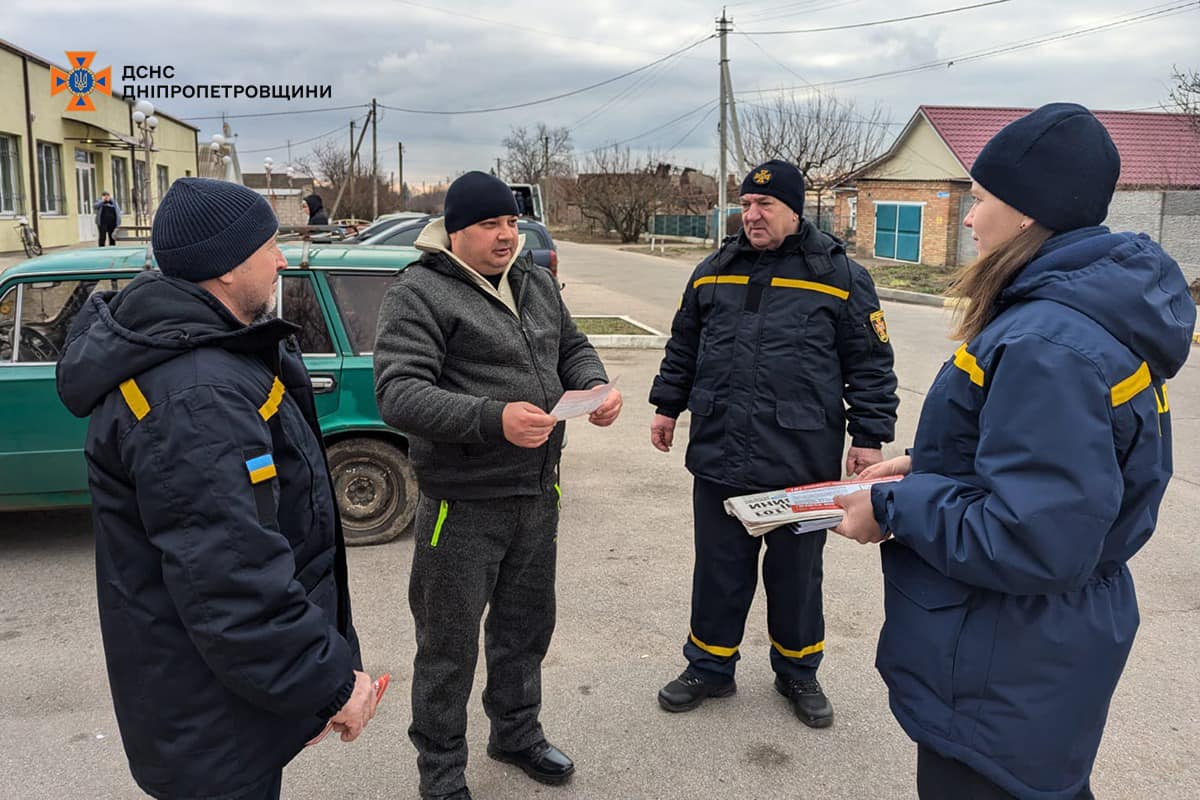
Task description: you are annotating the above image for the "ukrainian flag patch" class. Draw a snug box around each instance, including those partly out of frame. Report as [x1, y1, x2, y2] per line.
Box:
[246, 453, 277, 484]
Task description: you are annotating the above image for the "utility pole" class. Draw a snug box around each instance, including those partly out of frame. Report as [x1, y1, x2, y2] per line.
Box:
[398, 142, 405, 209]
[349, 120, 356, 220]
[716, 9, 731, 247]
[371, 98, 379, 220]
[541, 134, 550, 221]
[495, 157, 502, 178]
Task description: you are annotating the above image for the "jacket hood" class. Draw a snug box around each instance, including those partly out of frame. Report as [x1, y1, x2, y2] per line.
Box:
[303, 194, 324, 214]
[414, 216, 527, 275]
[1001, 227, 1196, 379]
[56, 271, 297, 417]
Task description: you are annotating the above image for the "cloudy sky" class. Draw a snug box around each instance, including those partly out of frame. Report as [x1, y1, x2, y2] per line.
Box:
[7, 0, 1197, 187]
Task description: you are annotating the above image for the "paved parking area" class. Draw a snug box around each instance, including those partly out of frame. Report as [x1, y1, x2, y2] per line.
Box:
[1, 241, 1196, 798]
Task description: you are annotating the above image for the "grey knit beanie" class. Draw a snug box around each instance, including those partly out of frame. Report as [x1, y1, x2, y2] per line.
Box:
[152, 178, 279, 282]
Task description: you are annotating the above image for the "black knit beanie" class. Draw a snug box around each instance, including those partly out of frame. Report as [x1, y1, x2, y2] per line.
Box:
[740, 160, 805, 215]
[970, 103, 1120, 233]
[443, 171, 519, 233]
[152, 178, 279, 282]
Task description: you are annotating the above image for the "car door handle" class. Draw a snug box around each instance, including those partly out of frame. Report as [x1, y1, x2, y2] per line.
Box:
[310, 375, 337, 394]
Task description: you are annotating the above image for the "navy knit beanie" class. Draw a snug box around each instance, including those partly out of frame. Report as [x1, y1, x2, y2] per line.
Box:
[443, 171, 519, 233]
[970, 103, 1120, 233]
[152, 178, 279, 282]
[740, 160, 805, 215]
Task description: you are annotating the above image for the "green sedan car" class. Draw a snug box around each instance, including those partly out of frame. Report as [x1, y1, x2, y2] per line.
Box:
[0, 243, 421, 545]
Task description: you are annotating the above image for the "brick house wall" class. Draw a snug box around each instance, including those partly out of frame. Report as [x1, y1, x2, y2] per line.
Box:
[854, 179, 972, 266]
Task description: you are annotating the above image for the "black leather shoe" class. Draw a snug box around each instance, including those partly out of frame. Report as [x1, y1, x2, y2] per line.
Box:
[658, 670, 736, 712]
[488, 739, 575, 785]
[774, 675, 834, 728]
[426, 789, 471, 800]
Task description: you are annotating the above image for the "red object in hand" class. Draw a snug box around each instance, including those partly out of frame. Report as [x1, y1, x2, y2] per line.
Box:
[305, 672, 392, 747]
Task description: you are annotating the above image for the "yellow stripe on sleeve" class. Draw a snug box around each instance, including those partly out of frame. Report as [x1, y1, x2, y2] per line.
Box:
[258, 377, 286, 421]
[1111, 362, 1151, 407]
[119, 379, 150, 421]
[953, 343, 985, 387]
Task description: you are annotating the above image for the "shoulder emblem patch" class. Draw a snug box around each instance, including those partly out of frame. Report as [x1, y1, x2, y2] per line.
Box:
[870, 310, 889, 343]
[752, 168, 772, 185]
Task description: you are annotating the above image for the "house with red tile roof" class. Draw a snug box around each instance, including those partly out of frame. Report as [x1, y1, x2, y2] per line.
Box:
[836, 105, 1200, 274]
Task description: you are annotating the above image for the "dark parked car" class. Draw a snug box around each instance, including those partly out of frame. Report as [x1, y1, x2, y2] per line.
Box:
[345, 212, 432, 244]
[365, 217, 560, 278]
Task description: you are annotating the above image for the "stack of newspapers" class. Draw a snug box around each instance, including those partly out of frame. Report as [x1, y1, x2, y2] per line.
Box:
[723, 475, 903, 536]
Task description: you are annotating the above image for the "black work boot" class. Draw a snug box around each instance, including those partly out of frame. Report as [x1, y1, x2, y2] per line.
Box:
[428, 789, 472, 800]
[657, 670, 737, 712]
[774, 675, 834, 728]
[487, 739, 575, 785]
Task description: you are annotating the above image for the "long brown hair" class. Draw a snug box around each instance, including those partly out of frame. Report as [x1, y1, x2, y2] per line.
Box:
[949, 223, 1053, 341]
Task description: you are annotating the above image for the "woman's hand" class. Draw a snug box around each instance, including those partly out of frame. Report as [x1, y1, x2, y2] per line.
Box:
[858, 455, 912, 481]
[831, 490, 887, 545]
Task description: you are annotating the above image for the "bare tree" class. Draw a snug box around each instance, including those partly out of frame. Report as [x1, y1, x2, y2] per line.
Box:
[570, 146, 670, 243]
[1167, 65, 1200, 134]
[501, 123, 575, 183]
[296, 141, 401, 220]
[741, 91, 889, 225]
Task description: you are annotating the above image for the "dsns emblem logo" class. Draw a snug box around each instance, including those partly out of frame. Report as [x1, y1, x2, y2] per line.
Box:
[51, 51, 112, 112]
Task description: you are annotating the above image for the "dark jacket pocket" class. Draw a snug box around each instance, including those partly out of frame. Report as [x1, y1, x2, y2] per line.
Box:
[687, 387, 715, 416]
[877, 544, 973, 737]
[776, 398, 827, 431]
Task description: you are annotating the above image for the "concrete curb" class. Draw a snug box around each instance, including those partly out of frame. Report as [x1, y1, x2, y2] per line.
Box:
[578, 315, 669, 349]
[875, 286, 955, 308]
[586, 334, 670, 349]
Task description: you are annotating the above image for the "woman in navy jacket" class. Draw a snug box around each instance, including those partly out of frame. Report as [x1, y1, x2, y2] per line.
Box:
[834, 104, 1196, 799]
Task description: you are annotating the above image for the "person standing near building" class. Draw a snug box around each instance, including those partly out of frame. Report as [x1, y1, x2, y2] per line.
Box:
[94, 190, 121, 246]
[374, 170, 622, 800]
[56, 178, 378, 800]
[649, 159, 898, 728]
[303, 192, 329, 226]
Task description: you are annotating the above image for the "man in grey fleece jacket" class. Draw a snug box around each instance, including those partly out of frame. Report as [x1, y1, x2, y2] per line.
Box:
[374, 171, 622, 800]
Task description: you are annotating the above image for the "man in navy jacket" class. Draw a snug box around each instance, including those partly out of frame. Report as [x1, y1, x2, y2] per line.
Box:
[57, 178, 378, 800]
[649, 160, 898, 727]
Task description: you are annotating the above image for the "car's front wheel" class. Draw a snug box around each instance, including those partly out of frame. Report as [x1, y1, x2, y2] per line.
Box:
[327, 437, 418, 546]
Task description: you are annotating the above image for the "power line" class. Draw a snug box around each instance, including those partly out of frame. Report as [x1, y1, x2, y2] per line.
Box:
[569, 33, 699, 130]
[666, 104, 719, 152]
[738, 1, 1199, 93]
[584, 100, 718, 153]
[392, 0, 710, 59]
[182, 104, 368, 122]
[740, 0, 1013, 34]
[738, 0, 866, 24]
[379, 35, 714, 116]
[237, 116, 369, 155]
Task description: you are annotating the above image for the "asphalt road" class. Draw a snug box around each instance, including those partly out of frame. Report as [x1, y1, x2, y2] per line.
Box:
[0, 240, 1196, 799]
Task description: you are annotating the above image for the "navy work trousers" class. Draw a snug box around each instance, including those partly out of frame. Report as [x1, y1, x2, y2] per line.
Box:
[683, 477, 826, 683]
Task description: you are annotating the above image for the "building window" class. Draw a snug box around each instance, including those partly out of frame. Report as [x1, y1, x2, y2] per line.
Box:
[847, 197, 857, 232]
[133, 160, 147, 214]
[0, 134, 21, 214]
[111, 156, 130, 211]
[37, 142, 65, 215]
[874, 202, 923, 263]
[157, 165, 169, 203]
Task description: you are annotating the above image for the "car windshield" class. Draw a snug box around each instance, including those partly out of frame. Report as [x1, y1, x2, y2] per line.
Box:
[519, 225, 550, 249]
[326, 272, 401, 354]
[377, 225, 424, 247]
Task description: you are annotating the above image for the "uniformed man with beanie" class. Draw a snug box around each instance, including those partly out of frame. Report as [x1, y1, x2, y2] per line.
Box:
[56, 178, 377, 800]
[649, 160, 899, 727]
[374, 170, 622, 800]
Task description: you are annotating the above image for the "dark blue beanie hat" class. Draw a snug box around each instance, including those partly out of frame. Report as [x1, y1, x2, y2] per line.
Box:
[444, 171, 520, 233]
[152, 177, 279, 282]
[740, 159, 805, 215]
[970, 103, 1120, 232]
